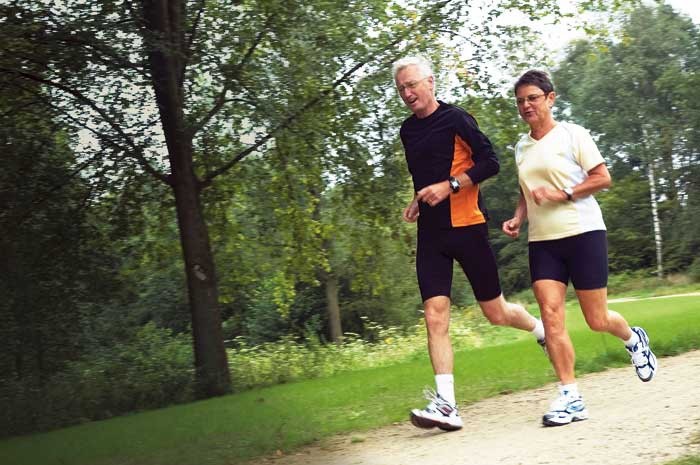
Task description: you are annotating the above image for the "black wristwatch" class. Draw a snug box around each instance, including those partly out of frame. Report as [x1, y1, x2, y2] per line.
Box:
[448, 176, 461, 193]
[563, 187, 574, 201]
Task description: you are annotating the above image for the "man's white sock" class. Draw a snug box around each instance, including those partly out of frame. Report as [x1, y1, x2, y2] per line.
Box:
[435, 374, 456, 405]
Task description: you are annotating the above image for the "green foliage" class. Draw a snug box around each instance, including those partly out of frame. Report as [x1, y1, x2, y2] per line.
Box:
[688, 258, 700, 283]
[0, 71, 130, 426]
[228, 308, 516, 392]
[0, 323, 194, 437]
[597, 175, 656, 271]
[555, 3, 700, 276]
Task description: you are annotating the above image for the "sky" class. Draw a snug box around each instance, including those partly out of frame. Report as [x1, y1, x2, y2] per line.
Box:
[665, 0, 700, 23]
[532, 0, 700, 66]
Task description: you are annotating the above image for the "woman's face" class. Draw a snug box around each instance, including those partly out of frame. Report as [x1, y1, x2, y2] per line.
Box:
[516, 84, 555, 127]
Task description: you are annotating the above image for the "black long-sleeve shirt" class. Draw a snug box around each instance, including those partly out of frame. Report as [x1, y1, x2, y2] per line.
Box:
[400, 101, 500, 229]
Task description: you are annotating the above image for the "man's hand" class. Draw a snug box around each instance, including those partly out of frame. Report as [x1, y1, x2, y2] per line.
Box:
[416, 180, 451, 207]
[402, 198, 420, 222]
[531, 187, 567, 205]
[502, 217, 522, 239]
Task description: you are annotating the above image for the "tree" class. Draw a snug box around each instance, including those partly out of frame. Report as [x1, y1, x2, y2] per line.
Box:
[1, 0, 577, 397]
[1, 0, 478, 396]
[554, 2, 700, 277]
[0, 73, 118, 393]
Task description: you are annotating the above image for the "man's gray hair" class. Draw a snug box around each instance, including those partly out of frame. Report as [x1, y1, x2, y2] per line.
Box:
[392, 56, 433, 80]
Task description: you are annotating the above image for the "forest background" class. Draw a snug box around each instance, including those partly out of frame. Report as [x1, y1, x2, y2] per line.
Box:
[1, 0, 699, 438]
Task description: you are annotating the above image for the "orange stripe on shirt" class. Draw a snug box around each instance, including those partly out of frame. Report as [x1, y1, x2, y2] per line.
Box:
[450, 135, 485, 227]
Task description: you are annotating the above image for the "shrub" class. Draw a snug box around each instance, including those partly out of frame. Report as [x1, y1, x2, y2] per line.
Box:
[0, 323, 194, 437]
[688, 257, 700, 283]
[228, 308, 517, 392]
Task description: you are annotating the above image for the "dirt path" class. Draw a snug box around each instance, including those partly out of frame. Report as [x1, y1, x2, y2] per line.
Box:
[260, 350, 700, 465]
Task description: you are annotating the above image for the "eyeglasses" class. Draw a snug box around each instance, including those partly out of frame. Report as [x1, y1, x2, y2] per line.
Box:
[516, 93, 548, 106]
[397, 77, 428, 93]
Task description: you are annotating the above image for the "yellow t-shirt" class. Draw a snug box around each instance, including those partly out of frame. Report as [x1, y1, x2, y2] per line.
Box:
[515, 122, 607, 242]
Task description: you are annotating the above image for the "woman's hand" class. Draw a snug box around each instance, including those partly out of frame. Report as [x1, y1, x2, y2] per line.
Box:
[502, 217, 522, 238]
[531, 187, 567, 205]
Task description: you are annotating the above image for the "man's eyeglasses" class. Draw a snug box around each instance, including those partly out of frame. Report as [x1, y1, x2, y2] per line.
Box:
[397, 77, 428, 93]
[516, 93, 548, 106]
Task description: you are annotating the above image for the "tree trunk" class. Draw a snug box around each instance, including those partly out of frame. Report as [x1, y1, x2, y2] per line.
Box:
[142, 0, 230, 396]
[323, 272, 343, 343]
[647, 160, 664, 279]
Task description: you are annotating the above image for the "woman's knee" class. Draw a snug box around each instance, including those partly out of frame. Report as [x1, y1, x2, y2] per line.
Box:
[538, 303, 565, 332]
[585, 313, 609, 332]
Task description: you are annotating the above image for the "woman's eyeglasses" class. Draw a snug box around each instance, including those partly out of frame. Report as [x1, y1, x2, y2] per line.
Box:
[516, 93, 548, 106]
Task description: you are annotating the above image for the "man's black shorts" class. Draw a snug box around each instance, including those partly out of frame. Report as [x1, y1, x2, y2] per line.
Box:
[416, 223, 502, 302]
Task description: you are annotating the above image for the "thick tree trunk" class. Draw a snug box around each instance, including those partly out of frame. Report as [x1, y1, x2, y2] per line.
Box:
[170, 167, 230, 396]
[142, 0, 230, 396]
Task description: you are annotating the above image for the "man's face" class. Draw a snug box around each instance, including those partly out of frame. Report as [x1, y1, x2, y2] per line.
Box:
[395, 65, 435, 117]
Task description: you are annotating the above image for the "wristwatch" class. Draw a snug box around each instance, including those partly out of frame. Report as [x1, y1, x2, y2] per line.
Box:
[448, 176, 461, 193]
[563, 187, 574, 201]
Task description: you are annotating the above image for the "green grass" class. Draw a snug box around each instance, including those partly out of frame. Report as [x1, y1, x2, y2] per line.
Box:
[664, 457, 700, 465]
[1, 295, 699, 465]
[661, 430, 700, 465]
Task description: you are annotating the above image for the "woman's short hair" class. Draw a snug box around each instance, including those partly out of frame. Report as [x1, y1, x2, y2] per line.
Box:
[514, 70, 554, 94]
[392, 56, 433, 81]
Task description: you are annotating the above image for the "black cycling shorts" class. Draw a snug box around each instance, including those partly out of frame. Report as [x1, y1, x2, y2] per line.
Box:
[416, 223, 502, 303]
[528, 230, 608, 290]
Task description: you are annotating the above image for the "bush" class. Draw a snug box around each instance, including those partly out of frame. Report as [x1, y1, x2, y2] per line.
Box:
[227, 308, 520, 392]
[0, 323, 194, 437]
[228, 323, 428, 391]
[688, 257, 700, 283]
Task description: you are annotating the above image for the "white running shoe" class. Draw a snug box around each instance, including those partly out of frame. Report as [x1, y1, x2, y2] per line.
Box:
[626, 326, 657, 382]
[542, 390, 588, 427]
[410, 388, 463, 431]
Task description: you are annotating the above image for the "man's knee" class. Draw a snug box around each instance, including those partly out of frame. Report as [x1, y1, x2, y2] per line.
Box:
[478, 295, 509, 326]
[483, 311, 508, 326]
[423, 297, 450, 330]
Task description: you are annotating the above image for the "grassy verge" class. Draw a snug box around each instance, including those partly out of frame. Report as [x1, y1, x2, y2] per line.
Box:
[665, 457, 700, 465]
[1, 295, 699, 465]
[662, 431, 700, 465]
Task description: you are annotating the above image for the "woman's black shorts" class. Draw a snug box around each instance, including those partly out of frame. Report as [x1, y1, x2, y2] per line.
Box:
[528, 230, 608, 290]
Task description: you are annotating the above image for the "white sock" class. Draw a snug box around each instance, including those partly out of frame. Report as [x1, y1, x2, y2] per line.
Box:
[435, 374, 456, 405]
[559, 383, 579, 398]
[531, 317, 545, 341]
[624, 330, 640, 349]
